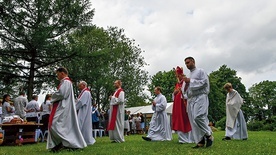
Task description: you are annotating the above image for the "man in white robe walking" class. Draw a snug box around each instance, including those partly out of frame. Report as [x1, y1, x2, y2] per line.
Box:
[184, 57, 214, 148]
[142, 86, 172, 141]
[76, 81, 96, 145]
[223, 83, 248, 140]
[47, 67, 87, 152]
[108, 80, 125, 143]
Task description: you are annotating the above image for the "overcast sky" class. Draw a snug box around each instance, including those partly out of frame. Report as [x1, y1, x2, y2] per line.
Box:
[90, 0, 276, 90]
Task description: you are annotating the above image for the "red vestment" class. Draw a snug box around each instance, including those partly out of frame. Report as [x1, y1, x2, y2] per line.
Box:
[48, 77, 71, 129]
[172, 81, 192, 133]
[107, 88, 123, 130]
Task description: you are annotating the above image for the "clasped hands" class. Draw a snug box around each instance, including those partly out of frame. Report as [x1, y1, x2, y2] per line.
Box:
[152, 101, 156, 106]
[174, 88, 181, 95]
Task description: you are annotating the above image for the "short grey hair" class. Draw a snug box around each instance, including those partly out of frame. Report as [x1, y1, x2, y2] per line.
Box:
[79, 81, 87, 87]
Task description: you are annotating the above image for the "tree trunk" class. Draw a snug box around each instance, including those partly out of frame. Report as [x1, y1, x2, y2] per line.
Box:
[27, 50, 36, 100]
[96, 89, 100, 106]
[273, 106, 276, 117]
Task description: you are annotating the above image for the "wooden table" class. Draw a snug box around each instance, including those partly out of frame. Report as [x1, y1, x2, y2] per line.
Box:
[0, 123, 43, 145]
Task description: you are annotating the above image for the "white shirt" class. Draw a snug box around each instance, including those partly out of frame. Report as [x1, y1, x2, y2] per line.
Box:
[25, 100, 40, 117]
[41, 100, 51, 115]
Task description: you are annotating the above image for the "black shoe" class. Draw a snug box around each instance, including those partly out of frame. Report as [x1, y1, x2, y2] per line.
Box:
[242, 138, 248, 140]
[142, 136, 151, 141]
[192, 144, 204, 149]
[222, 136, 231, 140]
[206, 135, 214, 147]
[192, 138, 205, 149]
[50, 143, 64, 152]
[66, 148, 79, 152]
[198, 137, 205, 145]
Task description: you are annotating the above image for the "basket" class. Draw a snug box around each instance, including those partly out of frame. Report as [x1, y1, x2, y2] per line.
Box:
[10, 118, 24, 124]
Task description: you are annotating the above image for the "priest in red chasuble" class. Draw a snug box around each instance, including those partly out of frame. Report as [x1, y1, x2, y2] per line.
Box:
[172, 66, 194, 143]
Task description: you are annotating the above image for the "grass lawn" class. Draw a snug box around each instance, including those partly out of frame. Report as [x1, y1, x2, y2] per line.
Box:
[0, 131, 275, 155]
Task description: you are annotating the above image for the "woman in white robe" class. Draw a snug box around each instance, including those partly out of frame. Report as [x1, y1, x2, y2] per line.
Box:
[223, 83, 248, 140]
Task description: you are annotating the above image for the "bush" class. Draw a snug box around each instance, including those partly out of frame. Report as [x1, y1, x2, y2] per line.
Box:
[215, 116, 226, 130]
[247, 120, 264, 131]
[264, 116, 276, 131]
[262, 124, 274, 131]
[265, 116, 276, 123]
[215, 116, 276, 131]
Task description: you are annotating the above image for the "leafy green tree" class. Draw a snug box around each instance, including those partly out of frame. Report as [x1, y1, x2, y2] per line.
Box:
[209, 65, 250, 123]
[208, 76, 225, 123]
[63, 26, 149, 110]
[148, 69, 177, 102]
[248, 80, 276, 121]
[0, 0, 94, 99]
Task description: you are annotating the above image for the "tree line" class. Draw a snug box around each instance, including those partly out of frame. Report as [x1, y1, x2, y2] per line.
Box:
[149, 65, 276, 131]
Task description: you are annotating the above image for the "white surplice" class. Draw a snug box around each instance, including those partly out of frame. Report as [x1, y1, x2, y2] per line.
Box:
[225, 89, 248, 139]
[76, 88, 95, 145]
[186, 68, 212, 144]
[47, 78, 87, 149]
[109, 89, 125, 143]
[147, 93, 172, 141]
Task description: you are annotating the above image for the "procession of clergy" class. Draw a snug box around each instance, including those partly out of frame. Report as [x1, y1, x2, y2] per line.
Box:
[1, 56, 248, 152]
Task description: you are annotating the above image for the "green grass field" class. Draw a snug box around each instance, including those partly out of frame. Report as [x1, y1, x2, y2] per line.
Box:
[0, 131, 275, 155]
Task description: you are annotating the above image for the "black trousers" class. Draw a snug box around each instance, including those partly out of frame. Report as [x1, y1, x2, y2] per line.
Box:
[41, 114, 50, 133]
[93, 121, 99, 129]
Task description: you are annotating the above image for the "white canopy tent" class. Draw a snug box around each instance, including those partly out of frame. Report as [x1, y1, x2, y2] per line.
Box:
[126, 102, 173, 115]
[126, 102, 173, 131]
